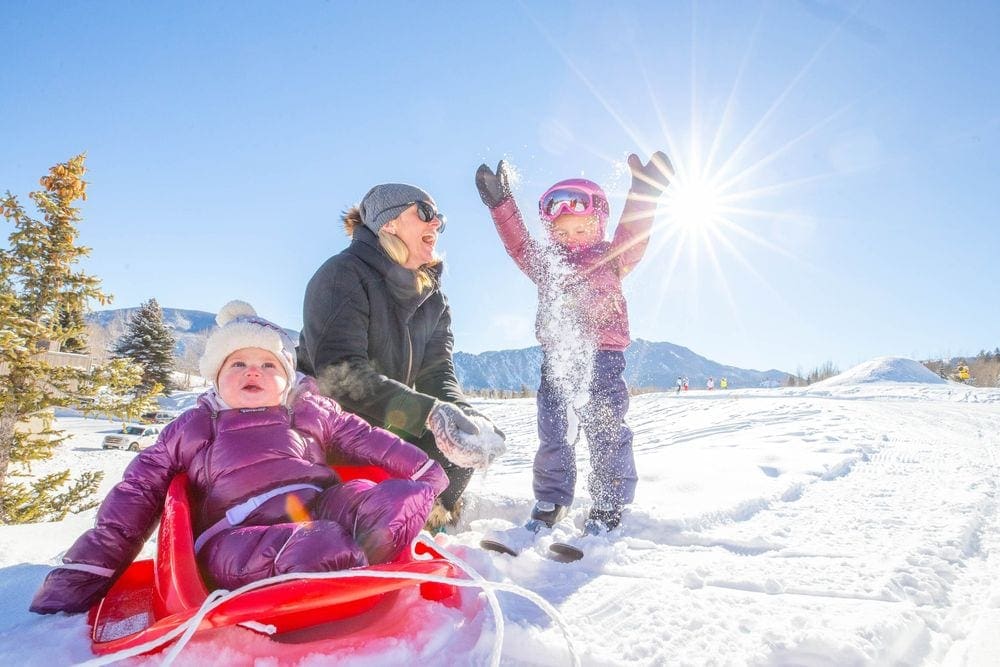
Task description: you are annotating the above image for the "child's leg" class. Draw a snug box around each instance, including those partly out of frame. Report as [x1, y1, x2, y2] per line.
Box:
[200, 521, 367, 590]
[311, 478, 437, 565]
[580, 350, 637, 509]
[533, 366, 576, 506]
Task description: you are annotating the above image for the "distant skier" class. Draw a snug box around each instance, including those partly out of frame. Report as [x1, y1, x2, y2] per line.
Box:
[956, 363, 970, 383]
[720, 377, 728, 390]
[476, 151, 673, 534]
[707, 376, 715, 390]
[676, 376, 683, 394]
[683, 376, 689, 391]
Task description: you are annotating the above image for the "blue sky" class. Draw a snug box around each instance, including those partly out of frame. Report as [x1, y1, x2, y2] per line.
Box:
[3, 1, 998, 373]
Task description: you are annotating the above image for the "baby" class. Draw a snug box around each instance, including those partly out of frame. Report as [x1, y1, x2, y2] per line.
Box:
[31, 301, 447, 614]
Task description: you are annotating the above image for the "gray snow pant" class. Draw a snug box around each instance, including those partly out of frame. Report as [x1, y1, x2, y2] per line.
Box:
[533, 350, 637, 508]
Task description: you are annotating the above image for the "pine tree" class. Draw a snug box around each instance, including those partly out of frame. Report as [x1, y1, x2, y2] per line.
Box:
[112, 298, 176, 392]
[0, 155, 159, 524]
[57, 304, 87, 353]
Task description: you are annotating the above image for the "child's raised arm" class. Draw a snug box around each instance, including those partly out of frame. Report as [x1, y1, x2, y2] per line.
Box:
[611, 151, 673, 278]
[476, 161, 545, 283]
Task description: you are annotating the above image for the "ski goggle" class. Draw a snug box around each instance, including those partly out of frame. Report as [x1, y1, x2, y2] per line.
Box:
[538, 186, 606, 223]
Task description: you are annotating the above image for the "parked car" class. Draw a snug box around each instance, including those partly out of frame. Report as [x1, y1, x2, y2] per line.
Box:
[103, 425, 161, 452]
[140, 410, 178, 424]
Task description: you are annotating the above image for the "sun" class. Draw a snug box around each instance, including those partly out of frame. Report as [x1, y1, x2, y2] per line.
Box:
[665, 176, 726, 235]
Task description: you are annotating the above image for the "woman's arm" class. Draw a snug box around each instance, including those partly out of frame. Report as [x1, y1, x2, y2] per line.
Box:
[302, 261, 437, 438]
[412, 293, 466, 406]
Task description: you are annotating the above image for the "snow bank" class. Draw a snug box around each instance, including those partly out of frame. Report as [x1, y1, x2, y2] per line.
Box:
[813, 356, 947, 387]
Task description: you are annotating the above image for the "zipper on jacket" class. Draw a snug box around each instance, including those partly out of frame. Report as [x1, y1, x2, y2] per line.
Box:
[404, 326, 414, 386]
[205, 409, 218, 486]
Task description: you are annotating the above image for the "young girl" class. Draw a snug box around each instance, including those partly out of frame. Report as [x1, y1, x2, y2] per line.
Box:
[475, 152, 672, 534]
[31, 301, 447, 614]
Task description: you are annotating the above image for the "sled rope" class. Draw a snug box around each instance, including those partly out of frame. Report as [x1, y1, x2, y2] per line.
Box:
[76, 538, 581, 667]
[415, 533, 506, 667]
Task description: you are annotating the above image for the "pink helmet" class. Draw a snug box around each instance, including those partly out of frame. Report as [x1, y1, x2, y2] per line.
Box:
[538, 178, 610, 236]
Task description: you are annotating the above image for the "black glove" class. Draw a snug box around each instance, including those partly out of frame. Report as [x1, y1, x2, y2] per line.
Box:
[460, 405, 506, 440]
[628, 151, 674, 198]
[475, 160, 512, 209]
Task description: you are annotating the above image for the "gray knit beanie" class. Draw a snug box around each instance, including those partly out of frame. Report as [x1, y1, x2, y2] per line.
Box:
[359, 183, 434, 234]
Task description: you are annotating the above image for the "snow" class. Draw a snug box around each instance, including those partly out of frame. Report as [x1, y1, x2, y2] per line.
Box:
[3, 357, 1000, 665]
[812, 357, 948, 387]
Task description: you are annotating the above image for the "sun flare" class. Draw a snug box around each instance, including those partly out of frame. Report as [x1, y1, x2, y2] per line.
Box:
[665, 177, 725, 235]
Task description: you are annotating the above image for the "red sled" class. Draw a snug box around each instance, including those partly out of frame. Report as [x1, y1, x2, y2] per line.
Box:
[87, 466, 468, 656]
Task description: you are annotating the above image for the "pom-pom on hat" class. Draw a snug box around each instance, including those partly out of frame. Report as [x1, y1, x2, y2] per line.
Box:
[199, 300, 296, 387]
[359, 183, 434, 234]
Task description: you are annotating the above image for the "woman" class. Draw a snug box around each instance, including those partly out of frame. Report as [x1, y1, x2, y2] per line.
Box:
[298, 183, 504, 530]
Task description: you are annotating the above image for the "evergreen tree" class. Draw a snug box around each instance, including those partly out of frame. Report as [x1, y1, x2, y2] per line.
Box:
[112, 298, 176, 392]
[57, 304, 87, 353]
[0, 155, 158, 524]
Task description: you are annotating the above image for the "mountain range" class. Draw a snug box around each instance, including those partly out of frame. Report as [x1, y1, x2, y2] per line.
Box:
[453, 340, 788, 391]
[87, 308, 790, 390]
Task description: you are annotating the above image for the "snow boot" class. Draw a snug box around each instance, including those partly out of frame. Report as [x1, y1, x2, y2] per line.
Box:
[424, 498, 463, 535]
[583, 506, 622, 535]
[525, 501, 568, 532]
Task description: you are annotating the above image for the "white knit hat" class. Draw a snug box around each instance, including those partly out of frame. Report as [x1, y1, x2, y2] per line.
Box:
[199, 300, 296, 387]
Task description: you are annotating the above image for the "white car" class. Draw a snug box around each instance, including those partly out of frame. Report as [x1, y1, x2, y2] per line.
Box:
[140, 410, 178, 424]
[102, 425, 161, 452]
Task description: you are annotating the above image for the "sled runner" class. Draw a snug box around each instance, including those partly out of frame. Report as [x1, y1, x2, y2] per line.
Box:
[88, 466, 466, 656]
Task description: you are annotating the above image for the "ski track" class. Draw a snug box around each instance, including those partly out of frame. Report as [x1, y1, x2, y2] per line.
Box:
[461, 390, 1000, 665]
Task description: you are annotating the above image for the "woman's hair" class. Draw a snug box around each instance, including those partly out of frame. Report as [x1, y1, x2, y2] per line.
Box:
[342, 205, 440, 293]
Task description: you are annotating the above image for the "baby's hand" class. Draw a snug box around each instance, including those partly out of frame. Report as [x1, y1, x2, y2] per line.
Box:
[628, 151, 674, 198]
[475, 160, 512, 209]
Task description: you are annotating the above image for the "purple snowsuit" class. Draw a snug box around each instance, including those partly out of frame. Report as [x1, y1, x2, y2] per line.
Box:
[30, 376, 448, 614]
[488, 194, 657, 509]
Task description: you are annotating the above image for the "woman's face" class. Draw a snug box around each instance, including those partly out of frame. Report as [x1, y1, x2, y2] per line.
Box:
[216, 347, 289, 408]
[383, 202, 443, 269]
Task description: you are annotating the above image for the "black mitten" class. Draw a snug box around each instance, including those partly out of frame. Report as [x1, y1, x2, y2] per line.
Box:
[628, 151, 674, 198]
[475, 160, 512, 209]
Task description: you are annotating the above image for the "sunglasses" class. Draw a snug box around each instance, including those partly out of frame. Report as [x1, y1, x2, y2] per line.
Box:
[412, 200, 446, 232]
[381, 200, 446, 233]
[538, 187, 606, 223]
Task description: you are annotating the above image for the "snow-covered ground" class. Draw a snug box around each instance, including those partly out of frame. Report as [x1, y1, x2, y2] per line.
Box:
[2, 357, 1000, 666]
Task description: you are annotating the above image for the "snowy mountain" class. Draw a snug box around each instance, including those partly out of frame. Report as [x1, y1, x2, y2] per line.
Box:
[87, 306, 218, 335]
[90, 309, 790, 390]
[455, 338, 789, 391]
[86, 307, 295, 359]
[3, 357, 999, 664]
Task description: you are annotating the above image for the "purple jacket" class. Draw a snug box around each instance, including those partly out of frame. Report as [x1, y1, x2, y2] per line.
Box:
[30, 376, 447, 613]
[489, 195, 657, 351]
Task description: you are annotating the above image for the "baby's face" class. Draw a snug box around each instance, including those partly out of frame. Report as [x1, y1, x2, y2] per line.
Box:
[549, 213, 601, 248]
[217, 348, 288, 409]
